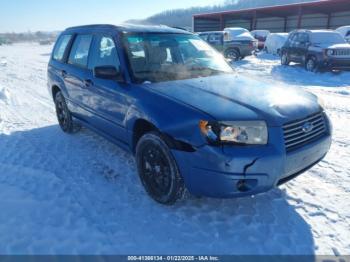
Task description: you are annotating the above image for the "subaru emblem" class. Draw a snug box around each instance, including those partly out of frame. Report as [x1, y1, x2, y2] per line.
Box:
[302, 122, 314, 133]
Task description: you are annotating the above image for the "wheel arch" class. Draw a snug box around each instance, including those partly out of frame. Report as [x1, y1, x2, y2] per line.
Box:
[131, 118, 195, 155]
[306, 53, 317, 61]
[225, 47, 240, 54]
[51, 85, 61, 100]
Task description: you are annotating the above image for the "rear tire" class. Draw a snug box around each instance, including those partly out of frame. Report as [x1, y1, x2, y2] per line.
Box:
[54, 91, 80, 133]
[136, 132, 185, 205]
[224, 49, 240, 61]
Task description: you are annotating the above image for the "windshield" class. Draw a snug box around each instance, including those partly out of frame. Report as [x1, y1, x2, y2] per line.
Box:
[311, 32, 346, 45]
[123, 33, 233, 83]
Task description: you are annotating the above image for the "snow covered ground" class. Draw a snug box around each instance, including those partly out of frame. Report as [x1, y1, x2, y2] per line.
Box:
[0, 43, 349, 255]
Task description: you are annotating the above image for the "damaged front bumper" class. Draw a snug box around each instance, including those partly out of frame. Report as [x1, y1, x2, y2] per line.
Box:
[172, 127, 331, 198]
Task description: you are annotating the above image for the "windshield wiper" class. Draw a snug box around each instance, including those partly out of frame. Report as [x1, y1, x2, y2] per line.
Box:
[188, 66, 228, 75]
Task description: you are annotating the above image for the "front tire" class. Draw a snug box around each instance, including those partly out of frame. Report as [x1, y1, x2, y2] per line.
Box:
[305, 57, 318, 72]
[136, 132, 185, 205]
[281, 52, 290, 65]
[54, 91, 80, 133]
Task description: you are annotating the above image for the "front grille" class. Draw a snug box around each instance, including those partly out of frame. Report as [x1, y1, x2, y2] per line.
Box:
[283, 112, 327, 152]
[333, 49, 350, 56]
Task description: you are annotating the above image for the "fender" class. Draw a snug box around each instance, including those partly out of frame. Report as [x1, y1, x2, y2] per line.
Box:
[124, 85, 216, 151]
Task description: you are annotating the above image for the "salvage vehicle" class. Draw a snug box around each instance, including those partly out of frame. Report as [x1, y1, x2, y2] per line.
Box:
[199, 28, 257, 61]
[251, 30, 270, 50]
[336, 26, 350, 43]
[223, 27, 258, 60]
[48, 24, 332, 205]
[264, 33, 288, 56]
[198, 31, 224, 52]
[281, 29, 350, 71]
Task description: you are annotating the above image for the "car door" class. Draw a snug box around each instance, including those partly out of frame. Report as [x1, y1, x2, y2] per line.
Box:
[288, 33, 300, 62]
[63, 34, 94, 121]
[294, 33, 309, 63]
[83, 34, 130, 144]
[208, 33, 223, 51]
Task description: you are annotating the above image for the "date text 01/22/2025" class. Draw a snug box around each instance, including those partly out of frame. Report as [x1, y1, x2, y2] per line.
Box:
[127, 256, 219, 261]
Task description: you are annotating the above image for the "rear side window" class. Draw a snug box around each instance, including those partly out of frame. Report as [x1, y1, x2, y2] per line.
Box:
[52, 34, 72, 61]
[68, 35, 93, 68]
[208, 34, 222, 42]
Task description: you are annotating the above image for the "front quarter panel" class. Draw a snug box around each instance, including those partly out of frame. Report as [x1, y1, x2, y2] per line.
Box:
[125, 84, 215, 149]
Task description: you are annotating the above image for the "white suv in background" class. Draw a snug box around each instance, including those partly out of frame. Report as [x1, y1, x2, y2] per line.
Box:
[336, 26, 350, 43]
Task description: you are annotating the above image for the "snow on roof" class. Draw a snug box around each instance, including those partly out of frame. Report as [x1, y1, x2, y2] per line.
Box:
[65, 24, 190, 34]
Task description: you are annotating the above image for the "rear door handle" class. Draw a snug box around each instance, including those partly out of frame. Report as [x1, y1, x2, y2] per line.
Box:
[84, 79, 94, 87]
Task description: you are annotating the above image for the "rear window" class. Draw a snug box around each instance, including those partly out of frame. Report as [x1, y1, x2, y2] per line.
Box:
[68, 35, 93, 68]
[52, 34, 72, 61]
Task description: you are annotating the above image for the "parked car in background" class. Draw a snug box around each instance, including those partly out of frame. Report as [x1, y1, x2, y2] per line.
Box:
[336, 26, 350, 43]
[223, 27, 258, 60]
[48, 24, 331, 205]
[280, 29, 350, 71]
[39, 39, 52, 45]
[199, 28, 258, 61]
[264, 33, 288, 55]
[198, 31, 224, 52]
[251, 30, 270, 50]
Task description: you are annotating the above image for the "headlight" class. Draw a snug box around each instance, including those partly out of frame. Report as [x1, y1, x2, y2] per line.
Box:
[326, 49, 334, 56]
[199, 120, 268, 145]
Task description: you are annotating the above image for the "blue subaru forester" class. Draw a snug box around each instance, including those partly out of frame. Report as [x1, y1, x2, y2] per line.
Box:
[48, 24, 332, 205]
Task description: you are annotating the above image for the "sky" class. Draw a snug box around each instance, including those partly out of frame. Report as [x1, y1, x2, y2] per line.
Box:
[0, 0, 221, 33]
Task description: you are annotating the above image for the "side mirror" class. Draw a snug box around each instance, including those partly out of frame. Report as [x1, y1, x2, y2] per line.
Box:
[94, 66, 124, 82]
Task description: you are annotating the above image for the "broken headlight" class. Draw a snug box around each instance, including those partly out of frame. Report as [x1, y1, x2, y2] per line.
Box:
[199, 120, 268, 145]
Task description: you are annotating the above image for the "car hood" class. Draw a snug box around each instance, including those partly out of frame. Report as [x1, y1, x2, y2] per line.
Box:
[315, 43, 350, 49]
[231, 32, 255, 41]
[146, 74, 321, 127]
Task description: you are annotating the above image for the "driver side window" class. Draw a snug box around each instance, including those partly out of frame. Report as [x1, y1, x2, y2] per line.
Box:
[88, 35, 120, 70]
[290, 33, 299, 47]
[298, 33, 309, 45]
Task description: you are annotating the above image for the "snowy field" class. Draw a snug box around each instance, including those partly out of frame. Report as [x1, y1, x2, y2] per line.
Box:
[0, 43, 349, 255]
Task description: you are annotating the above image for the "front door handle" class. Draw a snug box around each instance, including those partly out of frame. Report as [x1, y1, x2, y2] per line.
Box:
[84, 79, 93, 87]
[61, 70, 67, 78]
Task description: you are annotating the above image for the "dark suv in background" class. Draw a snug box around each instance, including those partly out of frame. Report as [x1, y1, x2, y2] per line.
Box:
[280, 29, 350, 71]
